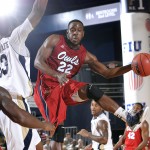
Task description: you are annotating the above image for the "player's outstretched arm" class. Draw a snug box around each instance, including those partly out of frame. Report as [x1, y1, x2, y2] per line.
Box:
[85, 51, 131, 79]
[9, 0, 48, 55]
[136, 120, 149, 150]
[77, 120, 109, 144]
[0, 86, 55, 132]
[28, 0, 48, 28]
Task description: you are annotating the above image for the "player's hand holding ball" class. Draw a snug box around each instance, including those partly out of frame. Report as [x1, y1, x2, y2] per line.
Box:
[131, 53, 150, 77]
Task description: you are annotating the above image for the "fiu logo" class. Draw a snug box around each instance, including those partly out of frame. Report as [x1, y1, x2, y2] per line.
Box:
[123, 41, 142, 53]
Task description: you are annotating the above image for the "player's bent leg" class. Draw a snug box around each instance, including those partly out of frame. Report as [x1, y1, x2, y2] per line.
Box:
[79, 84, 140, 127]
[86, 84, 104, 101]
[95, 92, 140, 127]
[95, 94, 127, 122]
[86, 84, 123, 113]
[50, 125, 65, 150]
[85, 84, 137, 126]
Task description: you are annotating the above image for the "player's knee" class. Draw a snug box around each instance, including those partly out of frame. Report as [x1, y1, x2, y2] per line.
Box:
[86, 84, 104, 101]
[51, 125, 65, 143]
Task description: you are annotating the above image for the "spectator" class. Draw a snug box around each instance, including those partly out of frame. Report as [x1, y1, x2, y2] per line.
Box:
[78, 100, 113, 150]
[64, 133, 73, 144]
[63, 132, 74, 150]
[113, 103, 149, 150]
[75, 139, 85, 150]
[43, 138, 51, 150]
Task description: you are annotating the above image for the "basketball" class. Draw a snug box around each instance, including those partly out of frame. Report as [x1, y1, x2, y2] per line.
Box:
[131, 53, 150, 77]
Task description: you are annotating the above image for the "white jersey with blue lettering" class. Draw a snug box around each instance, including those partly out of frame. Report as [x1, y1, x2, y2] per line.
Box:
[91, 113, 113, 150]
[0, 18, 33, 98]
[0, 98, 41, 150]
[0, 19, 41, 150]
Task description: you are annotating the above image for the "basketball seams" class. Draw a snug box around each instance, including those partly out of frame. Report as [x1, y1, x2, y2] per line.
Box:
[140, 54, 146, 76]
[131, 53, 150, 77]
[143, 53, 150, 62]
[131, 55, 139, 75]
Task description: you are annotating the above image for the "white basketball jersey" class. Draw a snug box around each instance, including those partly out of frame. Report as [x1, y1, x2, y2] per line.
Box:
[0, 19, 33, 98]
[91, 113, 113, 150]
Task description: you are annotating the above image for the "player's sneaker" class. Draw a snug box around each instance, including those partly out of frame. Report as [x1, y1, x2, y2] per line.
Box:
[126, 112, 140, 127]
[126, 108, 144, 127]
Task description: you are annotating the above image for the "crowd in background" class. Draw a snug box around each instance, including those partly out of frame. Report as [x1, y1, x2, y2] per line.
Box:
[38, 129, 88, 150]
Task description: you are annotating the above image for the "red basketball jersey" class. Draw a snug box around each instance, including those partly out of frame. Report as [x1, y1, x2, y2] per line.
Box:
[124, 126, 145, 150]
[34, 35, 87, 125]
[47, 35, 87, 79]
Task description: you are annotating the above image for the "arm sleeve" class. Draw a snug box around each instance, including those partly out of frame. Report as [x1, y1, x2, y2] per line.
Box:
[9, 18, 34, 56]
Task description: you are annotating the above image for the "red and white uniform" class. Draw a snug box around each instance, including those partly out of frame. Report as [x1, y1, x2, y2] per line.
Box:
[34, 35, 87, 125]
[124, 126, 145, 150]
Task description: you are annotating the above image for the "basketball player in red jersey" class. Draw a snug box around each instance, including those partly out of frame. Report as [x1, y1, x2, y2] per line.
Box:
[34, 19, 138, 149]
[0, 86, 55, 133]
[113, 103, 149, 150]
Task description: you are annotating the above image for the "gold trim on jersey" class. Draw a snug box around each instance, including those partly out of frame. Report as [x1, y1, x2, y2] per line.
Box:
[16, 97, 30, 140]
[27, 80, 33, 98]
